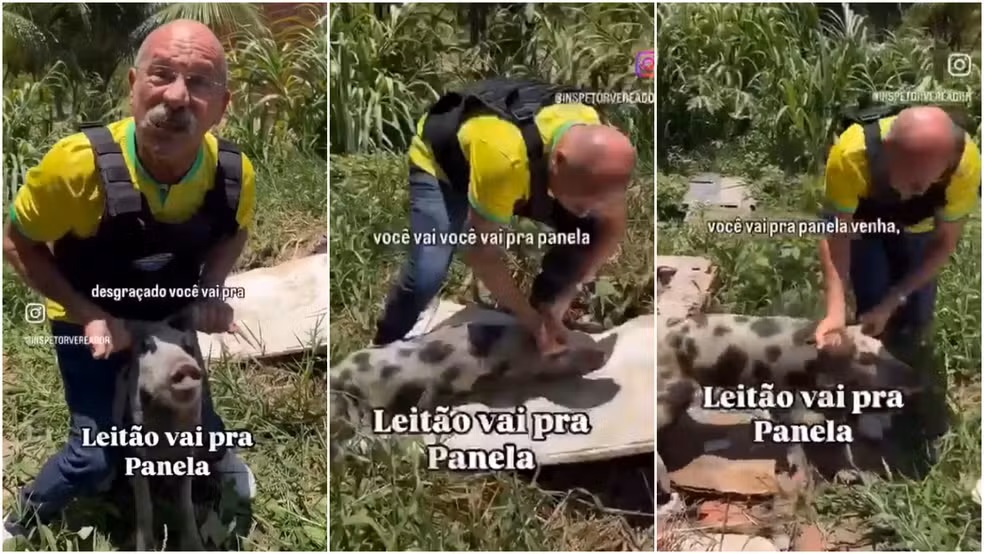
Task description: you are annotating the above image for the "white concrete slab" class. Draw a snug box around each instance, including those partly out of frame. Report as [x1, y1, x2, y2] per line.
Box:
[197, 253, 328, 361]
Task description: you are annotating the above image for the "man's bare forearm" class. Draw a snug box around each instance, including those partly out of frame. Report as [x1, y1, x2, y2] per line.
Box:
[580, 212, 625, 282]
[820, 234, 851, 316]
[553, 203, 627, 309]
[463, 244, 538, 325]
[2, 223, 105, 322]
[546, 223, 622, 316]
[200, 228, 248, 288]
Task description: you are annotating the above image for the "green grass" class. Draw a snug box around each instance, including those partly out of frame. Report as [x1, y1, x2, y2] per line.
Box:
[329, 153, 655, 551]
[657, 168, 982, 551]
[1, 150, 329, 551]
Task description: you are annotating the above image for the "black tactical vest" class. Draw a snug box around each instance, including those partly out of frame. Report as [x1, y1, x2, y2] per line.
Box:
[420, 78, 596, 223]
[51, 123, 242, 320]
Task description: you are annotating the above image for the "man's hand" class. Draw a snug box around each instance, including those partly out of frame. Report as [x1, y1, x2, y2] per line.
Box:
[84, 317, 132, 359]
[859, 298, 900, 337]
[524, 311, 569, 356]
[191, 299, 238, 334]
[814, 311, 846, 348]
[543, 288, 578, 325]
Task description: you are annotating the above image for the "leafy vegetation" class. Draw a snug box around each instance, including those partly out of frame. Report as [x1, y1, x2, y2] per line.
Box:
[658, 2, 982, 174]
[3, 2, 327, 203]
[329, 3, 654, 550]
[2, 3, 327, 551]
[658, 3, 980, 550]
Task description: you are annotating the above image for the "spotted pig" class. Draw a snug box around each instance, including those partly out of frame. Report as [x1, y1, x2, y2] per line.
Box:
[330, 319, 610, 440]
[656, 313, 923, 436]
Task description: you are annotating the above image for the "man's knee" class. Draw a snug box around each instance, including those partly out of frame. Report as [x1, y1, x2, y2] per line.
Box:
[59, 436, 118, 488]
[405, 246, 454, 298]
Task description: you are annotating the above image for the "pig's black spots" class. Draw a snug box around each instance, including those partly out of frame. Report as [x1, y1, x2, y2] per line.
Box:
[390, 383, 426, 413]
[765, 345, 782, 363]
[380, 365, 401, 380]
[418, 341, 454, 364]
[467, 324, 506, 358]
[752, 361, 771, 381]
[492, 361, 510, 375]
[441, 365, 462, 383]
[352, 352, 372, 373]
[750, 317, 782, 338]
[140, 337, 158, 355]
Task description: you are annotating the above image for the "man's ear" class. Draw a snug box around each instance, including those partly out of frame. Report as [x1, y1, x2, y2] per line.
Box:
[215, 88, 232, 129]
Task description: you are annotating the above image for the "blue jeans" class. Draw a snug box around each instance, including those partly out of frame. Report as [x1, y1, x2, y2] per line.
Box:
[850, 231, 937, 335]
[8, 321, 227, 528]
[373, 165, 598, 344]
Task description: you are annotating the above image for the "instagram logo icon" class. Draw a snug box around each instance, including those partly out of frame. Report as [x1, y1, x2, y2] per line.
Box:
[635, 50, 654, 79]
[25, 302, 46, 324]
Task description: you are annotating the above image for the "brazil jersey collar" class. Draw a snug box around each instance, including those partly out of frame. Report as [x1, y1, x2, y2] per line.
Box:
[125, 118, 205, 204]
[550, 120, 583, 152]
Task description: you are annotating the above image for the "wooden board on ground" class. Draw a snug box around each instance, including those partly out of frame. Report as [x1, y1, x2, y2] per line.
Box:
[656, 255, 716, 318]
[410, 300, 655, 466]
[197, 253, 327, 361]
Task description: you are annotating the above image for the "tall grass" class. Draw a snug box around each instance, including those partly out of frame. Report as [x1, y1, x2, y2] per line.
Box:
[2, 10, 327, 204]
[329, 2, 653, 164]
[658, 3, 982, 173]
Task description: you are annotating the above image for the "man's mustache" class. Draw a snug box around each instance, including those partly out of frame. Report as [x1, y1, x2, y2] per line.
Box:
[146, 105, 196, 131]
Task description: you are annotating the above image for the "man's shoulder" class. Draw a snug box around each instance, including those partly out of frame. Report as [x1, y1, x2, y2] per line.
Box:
[834, 123, 867, 155]
[951, 130, 981, 184]
[957, 129, 981, 163]
[46, 117, 133, 172]
[39, 129, 104, 185]
[203, 130, 255, 180]
[828, 123, 871, 176]
[539, 102, 600, 122]
[458, 116, 527, 162]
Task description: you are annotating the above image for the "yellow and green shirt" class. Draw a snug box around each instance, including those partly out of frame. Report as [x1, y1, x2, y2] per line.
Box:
[10, 116, 256, 321]
[824, 115, 980, 233]
[408, 103, 601, 224]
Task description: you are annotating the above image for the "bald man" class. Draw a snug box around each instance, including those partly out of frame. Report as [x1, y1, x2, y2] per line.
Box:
[2, 19, 256, 540]
[373, 79, 635, 354]
[815, 105, 981, 347]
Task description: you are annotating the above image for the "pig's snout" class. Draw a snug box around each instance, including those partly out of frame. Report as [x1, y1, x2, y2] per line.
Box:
[170, 363, 202, 387]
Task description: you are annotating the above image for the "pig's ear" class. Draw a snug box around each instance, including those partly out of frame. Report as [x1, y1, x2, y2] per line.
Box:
[123, 320, 156, 354]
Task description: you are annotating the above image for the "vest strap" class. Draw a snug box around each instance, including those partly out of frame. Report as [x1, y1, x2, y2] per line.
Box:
[80, 126, 143, 216]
